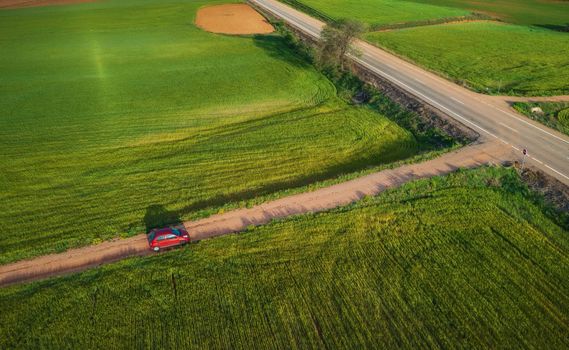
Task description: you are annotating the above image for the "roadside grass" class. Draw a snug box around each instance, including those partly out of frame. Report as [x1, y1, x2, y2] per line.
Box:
[1, 167, 567, 348]
[365, 22, 569, 96]
[406, 0, 569, 28]
[0, 0, 433, 263]
[285, 0, 470, 27]
[512, 101, 569, 136]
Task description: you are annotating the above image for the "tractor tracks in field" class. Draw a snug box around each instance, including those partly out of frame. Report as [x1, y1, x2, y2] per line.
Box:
[0, 140, 513, 288]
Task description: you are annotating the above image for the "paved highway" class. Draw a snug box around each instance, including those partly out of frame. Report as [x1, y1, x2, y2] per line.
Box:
[251, 0, 569, 185]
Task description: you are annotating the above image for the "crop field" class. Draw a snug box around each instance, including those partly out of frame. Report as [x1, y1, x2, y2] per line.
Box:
[366, 22, 569, 95]
[513, 102, 569, 136]
[408, 0, 569, 27]
[285, 0, 569, 96]
[0, 0, 423, 264]
[1, 167, 568, 348]
[290, 0, 469, 27]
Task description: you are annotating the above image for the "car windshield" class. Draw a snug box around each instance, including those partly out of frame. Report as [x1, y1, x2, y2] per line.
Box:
[172, 228, 181, 236]
[147, 232, 156, 243]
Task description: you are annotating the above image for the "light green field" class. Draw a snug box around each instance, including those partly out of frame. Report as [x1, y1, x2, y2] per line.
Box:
[366, 22, 569, 95]
[292, 0, 469, 26]
[0, 0, 422, 263]
[1, 167, 567, 349]
[409, 0, 569, 27]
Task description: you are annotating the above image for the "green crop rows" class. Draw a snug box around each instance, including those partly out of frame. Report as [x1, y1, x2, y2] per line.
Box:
[0, 0, 425, 263]
[1, 167, 567, 348]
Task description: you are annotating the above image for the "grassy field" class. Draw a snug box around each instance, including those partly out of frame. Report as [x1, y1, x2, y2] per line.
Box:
[0, 0, 425, 264]
[284, 0, 569, 96]
[1, 167, 568, 348]
[513, 101, 569, 136]
[289, 0, 469, 27]
[408, 0, 569, 27]
[366, 22, 569, 95]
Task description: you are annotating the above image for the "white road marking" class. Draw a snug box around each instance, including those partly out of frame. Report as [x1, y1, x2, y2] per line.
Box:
[474, 99, 569, 145]
[451, 97, 465, 105]
[498, 122, 519, 133]
[544, 164, 569, 180]
[352, 56, 500, 139]
[259, 0, 569, 147]
[254, 0, 569, 182]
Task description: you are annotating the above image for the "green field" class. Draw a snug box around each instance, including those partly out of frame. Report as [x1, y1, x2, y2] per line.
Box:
[513, 101, 569, 135]
[291, 0, 469, 27]
[284, 0, 569, 96]
[0, 0, 424, 264]
[1, 167, 567, 348]
[366, 22, 569, 95]
[409, 0, 569, 27]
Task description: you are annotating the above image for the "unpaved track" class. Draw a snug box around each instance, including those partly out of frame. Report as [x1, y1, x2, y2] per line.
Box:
[0, 141, 511, 287]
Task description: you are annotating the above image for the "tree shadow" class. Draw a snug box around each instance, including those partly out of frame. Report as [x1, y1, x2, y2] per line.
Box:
[143, 204, 182, 233]
[252, 34, 311, 68]
[534, 23, 569, 33]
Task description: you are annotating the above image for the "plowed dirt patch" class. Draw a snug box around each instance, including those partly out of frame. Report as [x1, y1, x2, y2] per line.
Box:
[195, 4, 274, 35]
[0, 0, 94, 8]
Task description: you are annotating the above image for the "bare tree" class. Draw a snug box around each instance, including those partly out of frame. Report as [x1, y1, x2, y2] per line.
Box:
[316, 19, 366, 71]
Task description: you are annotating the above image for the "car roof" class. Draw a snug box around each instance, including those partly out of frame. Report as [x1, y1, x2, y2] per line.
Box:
[148, 228, 173, 236]
[154, 228, 173, 234]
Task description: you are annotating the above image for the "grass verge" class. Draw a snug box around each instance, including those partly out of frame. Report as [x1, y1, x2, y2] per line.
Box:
[512, 101, 569, 136]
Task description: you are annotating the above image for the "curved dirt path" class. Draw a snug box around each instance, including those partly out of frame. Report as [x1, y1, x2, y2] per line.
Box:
[0, 141, 512, 287]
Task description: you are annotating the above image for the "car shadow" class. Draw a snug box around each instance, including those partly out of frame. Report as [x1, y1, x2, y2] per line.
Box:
[143, 204, 182, 233]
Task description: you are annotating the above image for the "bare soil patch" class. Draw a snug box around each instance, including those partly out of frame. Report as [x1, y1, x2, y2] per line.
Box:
[195, 3, 274, 35]
[0, 0, 94, 9]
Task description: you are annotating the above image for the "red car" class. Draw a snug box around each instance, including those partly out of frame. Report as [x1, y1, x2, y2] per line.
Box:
[147, 227, 190, 252]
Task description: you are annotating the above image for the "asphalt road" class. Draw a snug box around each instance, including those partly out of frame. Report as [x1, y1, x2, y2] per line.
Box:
[250, 0, 569, 185]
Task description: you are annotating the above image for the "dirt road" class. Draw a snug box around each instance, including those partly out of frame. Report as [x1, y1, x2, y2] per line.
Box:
[0, 141, 512, 287]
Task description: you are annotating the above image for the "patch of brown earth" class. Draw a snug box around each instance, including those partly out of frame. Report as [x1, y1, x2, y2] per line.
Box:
[0, 0, 94, 9]
[195, 3, 274, 35]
